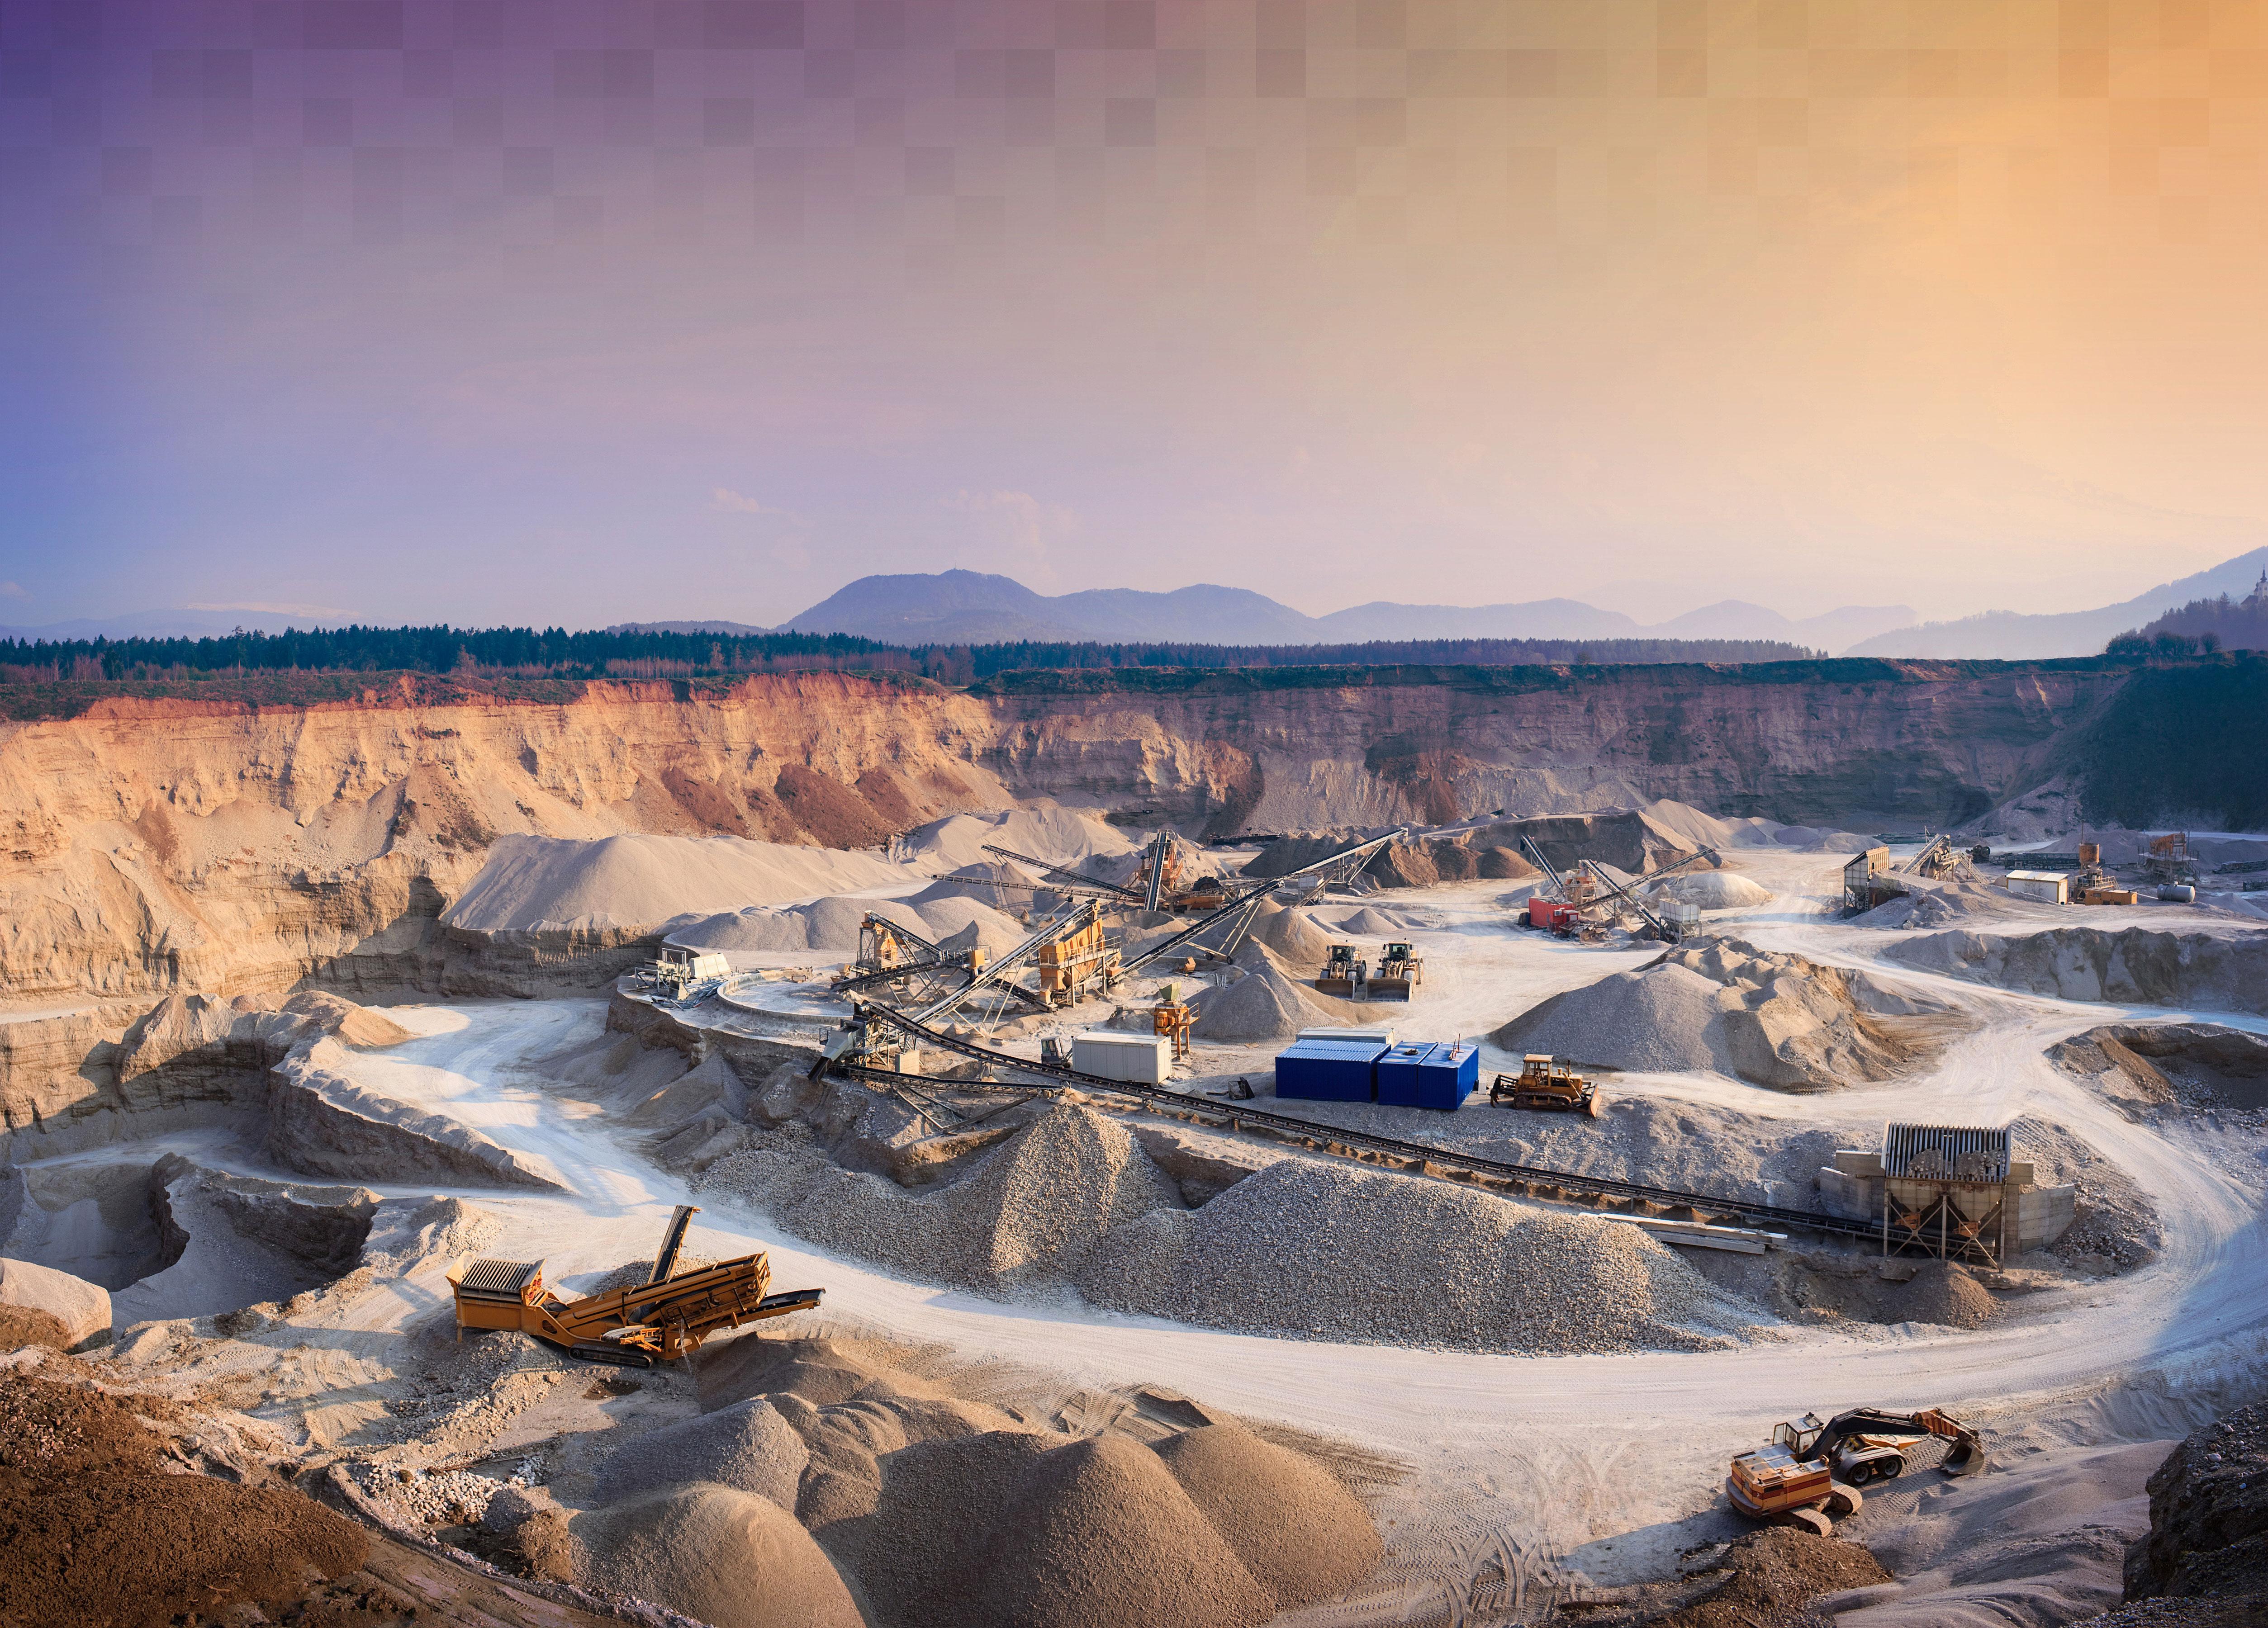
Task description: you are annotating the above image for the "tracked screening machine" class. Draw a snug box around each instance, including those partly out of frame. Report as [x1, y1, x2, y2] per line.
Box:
[448, 1205, 823, 1368]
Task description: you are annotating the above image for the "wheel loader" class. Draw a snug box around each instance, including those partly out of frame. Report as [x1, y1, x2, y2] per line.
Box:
[1490, 1055, 1599, 1116]
[1727, 1407, 1985, 1535]
[447, 1205, 822, 1368]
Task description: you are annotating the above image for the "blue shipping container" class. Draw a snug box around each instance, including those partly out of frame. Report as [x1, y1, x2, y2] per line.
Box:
[1373, 1041, 1440, 1108]
[1414, 1043, 1479, 1111]
[1274, 1040, 1387, 1103]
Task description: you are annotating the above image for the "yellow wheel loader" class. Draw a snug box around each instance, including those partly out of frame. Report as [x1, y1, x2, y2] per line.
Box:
[448, 1205, 822, 1368]
[1728, 1407, 1985, 1534]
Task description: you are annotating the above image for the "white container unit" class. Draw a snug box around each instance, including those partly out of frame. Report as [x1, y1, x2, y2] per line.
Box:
[1072, 1032, 1171, 1084]
[2006, 870, 2070, 904]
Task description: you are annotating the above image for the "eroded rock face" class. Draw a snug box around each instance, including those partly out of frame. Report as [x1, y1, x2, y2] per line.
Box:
[2124, 1405, 2268, 1613]
[1888, 928, 2268, 1017]
[0, 664, 2121, 1018]
[0, 1257, 112, 1349]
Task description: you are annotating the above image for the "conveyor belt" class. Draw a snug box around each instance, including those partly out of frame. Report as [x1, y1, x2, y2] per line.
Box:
[839, 1004, 1884, 1244]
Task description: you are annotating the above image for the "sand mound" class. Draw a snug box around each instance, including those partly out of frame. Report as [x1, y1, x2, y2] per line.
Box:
[904, 805, 1136, 875]
[1900, 1261, 1997, 1329]
[447, 833, 918, 933]
[1477, 846, 1536, 879]
[571, 1482, 861, 1628]
[710, 1105, 1181, 1294]
[669, 891, 1027, 960]
[1080, 1159, 1751, 1354]
[1250, 902, 1335, 966]
[1494, 937, 1945, 1090]
[948, 1434, 1274, 1628]
[1886, 928, 2268, 1016]
[1335, 905, 1409, 936]
[0, 1258, 112, 1350]
[1152, 1423, 1382, 1607]
[669, 906, 814, 952]
[593, 1399, 809, 1509]
[1651, 871, 1772, 910]
[906, 894, 1029, 957]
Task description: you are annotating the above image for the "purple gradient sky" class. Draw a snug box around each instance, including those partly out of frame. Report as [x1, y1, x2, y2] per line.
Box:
[4, 1, 2266, 629]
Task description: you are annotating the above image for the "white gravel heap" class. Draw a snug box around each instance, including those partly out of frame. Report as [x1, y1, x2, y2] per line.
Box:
[1494, 962, 1736, 1075]
[1079, 1160, 1759, 1355]
[703, 1105, 1182, 1293]
[361, 1464, 519, 1527]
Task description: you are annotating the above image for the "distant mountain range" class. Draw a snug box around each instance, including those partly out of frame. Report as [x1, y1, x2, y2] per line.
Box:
[1841, 547, 2268, 658]
[21, 545, 2264, 661]
[763, 572, 1917, 653]
[761, 549, 2268, 657]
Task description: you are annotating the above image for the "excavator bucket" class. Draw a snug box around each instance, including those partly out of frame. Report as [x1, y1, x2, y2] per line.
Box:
[1941, 1438, 1988, 1476]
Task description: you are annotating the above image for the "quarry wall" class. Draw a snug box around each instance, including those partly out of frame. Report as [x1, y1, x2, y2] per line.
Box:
[0, 658, 2137, 1037]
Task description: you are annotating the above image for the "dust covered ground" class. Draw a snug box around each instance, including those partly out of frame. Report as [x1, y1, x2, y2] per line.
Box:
[6, 819, 2268, 1627]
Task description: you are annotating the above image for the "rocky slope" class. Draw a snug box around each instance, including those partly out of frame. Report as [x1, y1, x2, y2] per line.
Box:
[2089, 1403, 2268, 1624]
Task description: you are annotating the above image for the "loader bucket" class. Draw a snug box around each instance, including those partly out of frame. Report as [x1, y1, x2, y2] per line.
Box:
[1941, 1439, 1987, 1477]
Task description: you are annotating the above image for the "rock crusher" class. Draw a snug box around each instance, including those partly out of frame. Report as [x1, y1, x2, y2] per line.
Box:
[448, 1205, 822, 1368]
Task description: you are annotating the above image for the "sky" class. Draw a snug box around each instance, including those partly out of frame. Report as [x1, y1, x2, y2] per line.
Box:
[4, 0, 2267, 631]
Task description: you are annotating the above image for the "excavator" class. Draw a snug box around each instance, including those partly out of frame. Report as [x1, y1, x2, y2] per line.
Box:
[1727, 1407, 1986, 1534]
[447, 1205, 823, 1368]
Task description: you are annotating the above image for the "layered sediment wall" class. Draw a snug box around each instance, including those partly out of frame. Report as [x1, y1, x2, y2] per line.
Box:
[0, 662, 2132, 1018]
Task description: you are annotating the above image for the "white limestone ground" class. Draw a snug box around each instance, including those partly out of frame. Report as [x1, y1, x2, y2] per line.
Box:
[15, 818, 2268, 1625]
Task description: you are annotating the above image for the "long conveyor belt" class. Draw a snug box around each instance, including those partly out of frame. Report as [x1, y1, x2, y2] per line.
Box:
[838, 1003, 1887, 1245]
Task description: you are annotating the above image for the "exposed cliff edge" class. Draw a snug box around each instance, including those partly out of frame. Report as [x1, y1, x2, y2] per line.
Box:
[2, 988, 558, 1190]
[2101, 1403, 2268, 1623]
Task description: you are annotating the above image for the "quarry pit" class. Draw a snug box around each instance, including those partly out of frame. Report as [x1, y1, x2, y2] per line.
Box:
[5, 672, 2268, 1628]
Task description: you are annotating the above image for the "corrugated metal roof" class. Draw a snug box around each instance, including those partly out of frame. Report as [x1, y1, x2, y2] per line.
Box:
[458, 1258, 541, 1297]
[1882, 1123, 2010, 1183]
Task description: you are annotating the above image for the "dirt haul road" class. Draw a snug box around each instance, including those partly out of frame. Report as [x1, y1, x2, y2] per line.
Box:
[294, 852, 2268, 1623]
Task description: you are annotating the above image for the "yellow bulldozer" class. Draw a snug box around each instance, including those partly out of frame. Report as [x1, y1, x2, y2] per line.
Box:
[448, 1205, 822, 1368]
[1490, 1055, 1600, 1116]
[1727, 1406, 1986, 1535]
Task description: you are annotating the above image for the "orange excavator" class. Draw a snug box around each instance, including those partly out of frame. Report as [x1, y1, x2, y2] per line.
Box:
[1727, 1406, 1986, 1534]
[447, 1206, 822, 1368]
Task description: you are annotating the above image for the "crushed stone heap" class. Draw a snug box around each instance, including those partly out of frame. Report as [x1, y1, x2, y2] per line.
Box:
[1493, 935, 1958, 1091]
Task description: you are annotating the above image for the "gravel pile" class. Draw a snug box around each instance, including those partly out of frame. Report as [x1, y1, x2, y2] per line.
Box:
[932, 1434, 1275, 1628]
[702, 1105, 1181, 1294]
[1650, 871, 1772, 910]
[1189, 965, 1335, 1042]
[1494, 963, 1735, 1075]
[1495, 937, 1941, 1090]
[570, 1482, 863, 1628]
[1152, 1422, 1381, 1608]
[593, 1397, 808, 1509]
[360, 1465, 517, 1527]
[1886, 928, 2268, 1016]
[1900, 1261, 1998, 1329]
[1078, 1159, 1759, 1354]
[1249, 903, 1334, 966]
[669, 892, 1028, 957]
